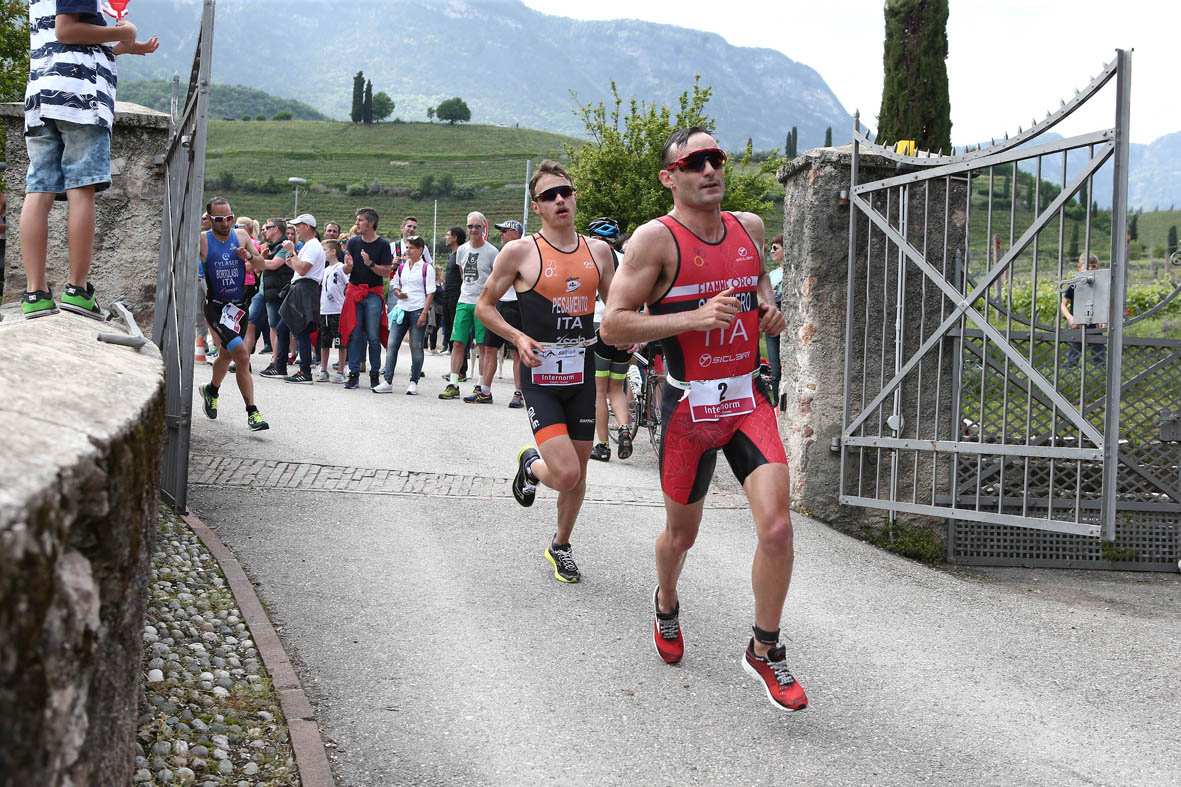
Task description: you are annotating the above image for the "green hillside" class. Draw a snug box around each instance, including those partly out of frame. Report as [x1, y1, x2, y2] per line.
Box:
[204, 119, 785, 251]
[204, 119, 582, 250]
[120, 81, 330, 121]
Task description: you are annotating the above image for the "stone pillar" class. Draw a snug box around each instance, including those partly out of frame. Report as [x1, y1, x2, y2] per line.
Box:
[1, 101, 170, 327]
[0, 313, 165, 785]
[777, 146, 964, 532]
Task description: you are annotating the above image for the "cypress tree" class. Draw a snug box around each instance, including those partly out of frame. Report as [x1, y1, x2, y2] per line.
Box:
[824, 126, 832, 147]
[785, 132, 791, 159]
[351, 71, 365, 124]
[1129, 213, 1138, 242]
[363, 79, 373, 125]
[1168, 225, 1178, 257]
[1068, 222, 1080, 259]
[877, 0, 952, 154]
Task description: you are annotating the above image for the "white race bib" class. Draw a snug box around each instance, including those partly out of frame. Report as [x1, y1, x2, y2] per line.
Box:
[532, 347, 585, 386]
[687, 374, 755, 422]
[219, 303, 246, 333]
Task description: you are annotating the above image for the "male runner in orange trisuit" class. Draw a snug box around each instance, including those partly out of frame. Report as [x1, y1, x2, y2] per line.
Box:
[478, 160, 615, 583]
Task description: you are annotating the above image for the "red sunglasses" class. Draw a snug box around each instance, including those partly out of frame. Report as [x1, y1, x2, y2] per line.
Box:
[665, 147, 727, 172]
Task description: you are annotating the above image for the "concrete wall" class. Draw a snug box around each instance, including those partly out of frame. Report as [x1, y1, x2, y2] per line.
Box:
[777, 146, 965, 532]
[0, 280, 165, 781]
[1, 101, 170, 328]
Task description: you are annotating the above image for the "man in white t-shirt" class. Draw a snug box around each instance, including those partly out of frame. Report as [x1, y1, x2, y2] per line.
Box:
[375, 235, 436, 395]
[268, 213, 325, 384]
[440, 211, 498, 400]
[391, 215, 433, 267]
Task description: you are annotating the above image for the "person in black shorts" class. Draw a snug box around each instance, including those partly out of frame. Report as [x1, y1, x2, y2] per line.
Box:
[585, 217, 635, 462]
[602, 127, 804, 712]
[197, 198, 269, 432]
[477, 161, 616, 584]
[488, 219, 527, 408]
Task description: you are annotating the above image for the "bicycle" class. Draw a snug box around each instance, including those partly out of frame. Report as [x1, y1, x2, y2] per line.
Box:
[609, 351, 665, 454]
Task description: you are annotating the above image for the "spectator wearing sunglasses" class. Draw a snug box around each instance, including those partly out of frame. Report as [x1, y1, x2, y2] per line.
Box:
[600, 126, 805, 713]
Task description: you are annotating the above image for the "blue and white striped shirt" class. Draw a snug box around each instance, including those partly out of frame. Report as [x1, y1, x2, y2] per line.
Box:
[24, 0, 117, 132]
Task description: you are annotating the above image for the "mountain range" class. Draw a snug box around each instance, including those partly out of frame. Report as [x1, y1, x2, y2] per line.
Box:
[114, 0, 851, 152]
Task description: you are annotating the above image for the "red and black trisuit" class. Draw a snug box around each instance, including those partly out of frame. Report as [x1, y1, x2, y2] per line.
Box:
[648, 212, 787, 505]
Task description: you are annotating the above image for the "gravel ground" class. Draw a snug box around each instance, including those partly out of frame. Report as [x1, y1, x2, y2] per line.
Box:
[136, 509, 300, 786]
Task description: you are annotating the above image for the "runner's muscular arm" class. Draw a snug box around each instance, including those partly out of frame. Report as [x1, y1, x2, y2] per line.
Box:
[476, 239, 545, 367]
[234, 229, 263, 272]
[735, 211, 786, 337]
[600, 220, 742, 345]
[589, 237, 615, 303]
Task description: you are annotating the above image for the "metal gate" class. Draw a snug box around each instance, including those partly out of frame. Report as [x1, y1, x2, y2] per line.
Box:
[153, 0, 215, 512]
[840, 50, 1181, 570]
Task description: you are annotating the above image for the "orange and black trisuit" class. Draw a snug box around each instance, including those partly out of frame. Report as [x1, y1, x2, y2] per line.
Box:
[517, 232, 601, 444]
[648, 212, 787, 504]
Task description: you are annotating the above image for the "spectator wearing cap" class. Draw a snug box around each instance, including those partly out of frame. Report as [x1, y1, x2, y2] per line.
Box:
[268, 213, 324, 384]
[486, 219, 527, 408]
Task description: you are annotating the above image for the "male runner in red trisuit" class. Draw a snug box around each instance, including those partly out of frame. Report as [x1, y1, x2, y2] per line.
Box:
[600, 127, 805, 711]
[478, 160, 615, 584]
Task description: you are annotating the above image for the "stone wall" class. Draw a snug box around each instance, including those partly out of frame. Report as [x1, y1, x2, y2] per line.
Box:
[0, 310, 165, 785]
[1, 101, 170, 328]
[777, 146, 965, 532]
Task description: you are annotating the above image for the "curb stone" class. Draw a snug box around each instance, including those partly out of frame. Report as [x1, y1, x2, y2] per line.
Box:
[182, 512, 335, 787]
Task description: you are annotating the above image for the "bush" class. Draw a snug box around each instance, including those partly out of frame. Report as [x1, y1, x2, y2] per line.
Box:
[272, 110, 293, 121]
[256, 114, 265, 121]
[241, 114, 251, 121]
[346, 182, 368, 196]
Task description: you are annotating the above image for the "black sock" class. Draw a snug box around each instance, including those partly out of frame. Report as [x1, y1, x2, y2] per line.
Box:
[246, 404, 258, 415]
[207, 384, 219, 397]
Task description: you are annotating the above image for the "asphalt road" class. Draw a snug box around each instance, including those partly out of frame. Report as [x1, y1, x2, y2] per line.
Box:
[189, 346, 1180, 787]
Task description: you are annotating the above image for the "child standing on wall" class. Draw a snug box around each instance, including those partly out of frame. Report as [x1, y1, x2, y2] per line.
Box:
[20, 0, 158, 319]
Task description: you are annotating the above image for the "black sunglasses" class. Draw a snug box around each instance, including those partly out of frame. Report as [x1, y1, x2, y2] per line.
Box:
[665, 147, 727, 172]
[535, 184, 575, 202]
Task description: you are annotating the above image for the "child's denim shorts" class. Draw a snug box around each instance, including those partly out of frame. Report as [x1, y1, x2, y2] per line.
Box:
[25, 118, 112, 198]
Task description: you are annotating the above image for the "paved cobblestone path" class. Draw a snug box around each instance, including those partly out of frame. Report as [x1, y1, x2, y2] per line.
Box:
[187, 349, 1181, 787]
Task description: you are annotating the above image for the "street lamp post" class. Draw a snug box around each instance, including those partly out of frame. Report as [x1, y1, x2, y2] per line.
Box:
[288, 177, 307, 216]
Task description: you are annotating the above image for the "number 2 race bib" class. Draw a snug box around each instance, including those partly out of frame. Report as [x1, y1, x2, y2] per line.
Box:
[532, 347, 585, 386]
[687, 374, 755, 422]
[219, 303, 246, 334]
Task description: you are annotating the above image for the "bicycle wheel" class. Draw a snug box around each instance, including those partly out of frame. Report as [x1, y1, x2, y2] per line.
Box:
[645, 376, 664, 453]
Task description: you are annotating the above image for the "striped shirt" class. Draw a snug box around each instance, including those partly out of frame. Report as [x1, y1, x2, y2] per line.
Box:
[24, 0, 118, 132]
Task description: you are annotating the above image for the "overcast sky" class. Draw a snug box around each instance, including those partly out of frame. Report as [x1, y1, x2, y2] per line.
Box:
[521, 0, 1173, 146]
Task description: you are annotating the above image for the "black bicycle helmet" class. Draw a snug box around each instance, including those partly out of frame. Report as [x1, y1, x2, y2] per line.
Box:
[587, 217, 621, 241]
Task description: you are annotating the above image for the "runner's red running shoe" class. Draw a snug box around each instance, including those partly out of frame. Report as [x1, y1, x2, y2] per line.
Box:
[742, 638, 807, 712]
[653, 586, 684, 664]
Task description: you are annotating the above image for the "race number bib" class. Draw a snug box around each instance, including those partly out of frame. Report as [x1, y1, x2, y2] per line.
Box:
[532, 347, 585, 386]
[687, 374, 755, 422]
[219, 303, 246, 334]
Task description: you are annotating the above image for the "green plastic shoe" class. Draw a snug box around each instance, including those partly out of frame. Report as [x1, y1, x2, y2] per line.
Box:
[21, 289, 59, 319]
[59, 282, 108, 321]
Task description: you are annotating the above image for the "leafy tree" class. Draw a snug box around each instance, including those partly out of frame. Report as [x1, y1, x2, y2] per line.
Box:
[362, 79, 373, 124]
[241, 114, 251, 121]
[0, 0, 29, 102]
[877, 0, 952, 154]
[427, 106, 435, 122]
[564, 77, 780, 236]
[824, 126, 832, 147]
[371, 91, 394, 122]
[256, 114, 265, 121]
[1169, 225, 1178, 257]
[351, 71, 365, 124]
[271, 110, 293, 121]
[436, 97, 471, 124]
